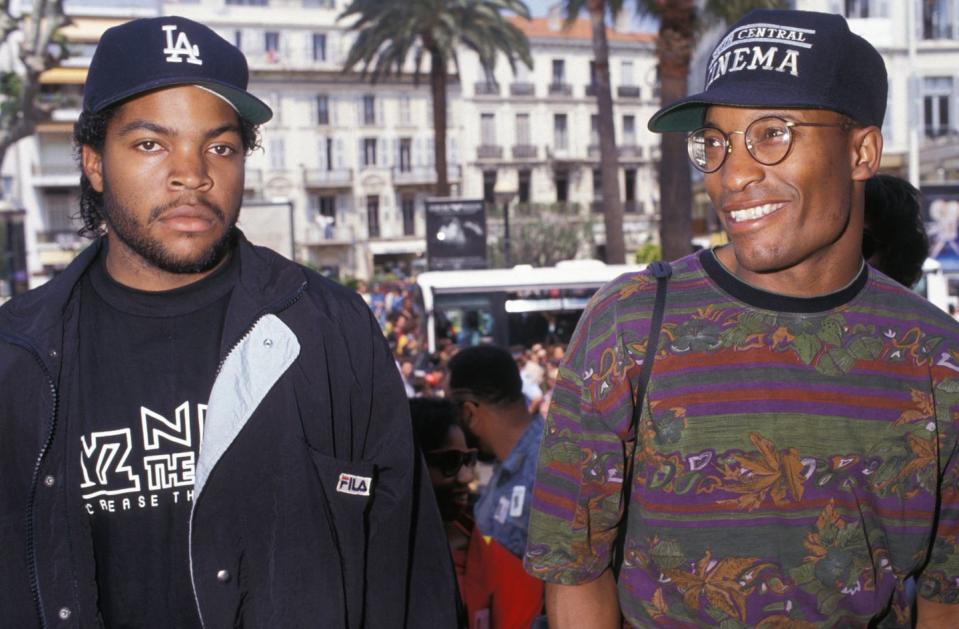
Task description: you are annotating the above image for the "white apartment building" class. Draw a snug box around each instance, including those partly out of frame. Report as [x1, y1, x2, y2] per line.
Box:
[163, 0, 463, 280]
[6, 0, 664, 286]
[5, 0, 465, 285]
[796, 0, 959, 184]
[459, 13, 661, 258]
[3, 0, 161, 288]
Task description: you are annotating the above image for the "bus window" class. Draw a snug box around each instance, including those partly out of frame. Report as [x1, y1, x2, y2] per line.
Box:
[416, 261, 643, 352]
[434, 293, 505, 348]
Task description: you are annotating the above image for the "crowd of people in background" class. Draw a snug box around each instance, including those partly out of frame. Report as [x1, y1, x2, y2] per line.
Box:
[358, 278, 566, 411]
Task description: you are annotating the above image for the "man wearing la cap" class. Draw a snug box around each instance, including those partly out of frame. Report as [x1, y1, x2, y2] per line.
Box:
[526, 9, 959, 628]
[0, 16, 457, 628]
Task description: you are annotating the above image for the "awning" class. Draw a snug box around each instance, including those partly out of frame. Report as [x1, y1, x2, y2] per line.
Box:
[36, 121, 74, 133]
[368, 239, 426, 255]
[39, 67, 87, 85]
[58, 17, 128, 42]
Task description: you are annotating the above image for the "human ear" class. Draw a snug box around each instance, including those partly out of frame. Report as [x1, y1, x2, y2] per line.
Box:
[458, 399, 477, 426]
[850, 126, 883, 182]
[81, 145, 104, 193]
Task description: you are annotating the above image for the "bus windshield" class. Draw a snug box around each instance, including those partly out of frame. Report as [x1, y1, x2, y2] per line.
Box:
[416, 261, 643, 353]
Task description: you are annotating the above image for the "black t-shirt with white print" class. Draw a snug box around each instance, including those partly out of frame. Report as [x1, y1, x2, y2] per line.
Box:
[77, 248, 237, 628]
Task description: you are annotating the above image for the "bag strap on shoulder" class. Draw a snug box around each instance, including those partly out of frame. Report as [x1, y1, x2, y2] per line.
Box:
[612, 260, 671, 576]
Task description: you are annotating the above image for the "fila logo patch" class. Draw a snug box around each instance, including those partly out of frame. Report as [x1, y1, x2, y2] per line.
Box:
[162, 24, 203, 65]
[336, 473, 372, 496]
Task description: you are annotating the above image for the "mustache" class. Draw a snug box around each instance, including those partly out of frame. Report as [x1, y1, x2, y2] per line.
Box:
[147, 196, 226, 223]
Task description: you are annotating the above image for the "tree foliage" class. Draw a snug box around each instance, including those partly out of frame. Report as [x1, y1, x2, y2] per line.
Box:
[0, 0, 69, 175]
[487, 202, 594, 267]
[340, 0, 532, 196]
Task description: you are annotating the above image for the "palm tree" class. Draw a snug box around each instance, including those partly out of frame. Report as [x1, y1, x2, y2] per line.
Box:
[559, 0, 627, 264]
[340, 0, 532, 197]
[637, 0, 786, 261]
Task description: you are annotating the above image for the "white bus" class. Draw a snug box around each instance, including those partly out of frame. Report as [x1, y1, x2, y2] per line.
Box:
[415, 257, 956, 354]
[415, 260, 642, 353]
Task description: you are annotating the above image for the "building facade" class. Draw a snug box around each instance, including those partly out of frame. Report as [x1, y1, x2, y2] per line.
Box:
[164, 0, 464, 280]
[5, 0, 665, 286]
[3, 0, 161, 288]
[459, 13, 661, 261]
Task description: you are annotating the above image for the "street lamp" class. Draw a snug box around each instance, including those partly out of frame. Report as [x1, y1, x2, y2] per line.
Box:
[0, 199, 27, 299]
[493, 180, 516, 267]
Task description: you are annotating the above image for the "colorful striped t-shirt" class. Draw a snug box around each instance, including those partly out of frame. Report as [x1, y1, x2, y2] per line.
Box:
[525, 249, 959, 627]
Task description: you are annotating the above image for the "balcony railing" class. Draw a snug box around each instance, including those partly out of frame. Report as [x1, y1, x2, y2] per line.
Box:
[510, 82, 535, 96]
[303, 222, 354, 245]
[303, 167, 353, 188]
[244, 49, 345, 71]
[31, 163, 77, 177]
[619, 144, 643, 159]
[590, 200, 604, 213]
[585, 83, 599, 96]
[474, 82, 500, 96]
[477, 145, 504, 159]
[36, 229, 83, 246]
[623, 200, 643, 213]
[617, 85, 641, 98]
[548, 82, 572, 96]
[392, 165, 462, 185]
[587, 144, 600, 158]
[244, 168, 263, 189]
[31, 163, 78, 188]
[511, 144, 538, 159]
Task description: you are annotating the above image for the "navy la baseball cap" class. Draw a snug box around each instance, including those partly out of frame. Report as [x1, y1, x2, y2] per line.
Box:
[83, 16, 272, 124]
[648, 9, 886, 133]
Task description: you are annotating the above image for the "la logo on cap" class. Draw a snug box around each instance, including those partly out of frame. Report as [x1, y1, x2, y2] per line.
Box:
[162, 24, 202, 65]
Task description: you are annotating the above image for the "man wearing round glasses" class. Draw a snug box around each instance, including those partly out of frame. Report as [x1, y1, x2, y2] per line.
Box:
[526, 9, 959, 629]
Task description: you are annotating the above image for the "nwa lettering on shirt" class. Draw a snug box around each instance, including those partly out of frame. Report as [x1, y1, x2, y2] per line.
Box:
[77, 248, 237, 629]
[706, 22, 813, 88]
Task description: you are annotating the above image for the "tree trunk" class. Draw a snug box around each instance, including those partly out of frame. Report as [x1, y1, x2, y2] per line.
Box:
[588, 1, 625, 264]
[656, 0, 695, 262]
[428, 45, 450, 197]
[0, 0, 68, 179]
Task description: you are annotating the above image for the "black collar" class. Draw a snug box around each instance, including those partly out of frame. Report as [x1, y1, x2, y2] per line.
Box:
[700, 248, 868, 313]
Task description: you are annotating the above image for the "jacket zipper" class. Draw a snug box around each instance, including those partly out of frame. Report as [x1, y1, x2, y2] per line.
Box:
[191, 281, 307, 628]
[1, 333, 59, 629]
[213, 282, 307, 378]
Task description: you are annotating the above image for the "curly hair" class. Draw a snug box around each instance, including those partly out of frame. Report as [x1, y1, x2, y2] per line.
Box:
[863, 174, 929, 288]
[73, 105, 262, 237]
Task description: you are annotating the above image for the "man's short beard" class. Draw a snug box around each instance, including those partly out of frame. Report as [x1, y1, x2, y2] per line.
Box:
[102, 188, 239, 275]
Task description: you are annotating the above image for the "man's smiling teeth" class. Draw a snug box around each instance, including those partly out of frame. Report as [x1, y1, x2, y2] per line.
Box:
[729, 202, 784, 223]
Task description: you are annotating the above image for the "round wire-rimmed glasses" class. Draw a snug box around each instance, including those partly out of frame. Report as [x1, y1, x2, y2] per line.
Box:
[687, 115, 854, 174]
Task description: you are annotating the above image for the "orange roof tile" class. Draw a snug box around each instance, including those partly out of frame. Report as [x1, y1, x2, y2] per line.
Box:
[509, 16, 656, 44]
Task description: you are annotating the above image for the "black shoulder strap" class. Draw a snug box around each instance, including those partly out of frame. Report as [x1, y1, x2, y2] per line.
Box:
[612, 260, 671, 577]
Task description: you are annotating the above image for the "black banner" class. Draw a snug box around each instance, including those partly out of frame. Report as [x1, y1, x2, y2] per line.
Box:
[425, 198, 487, 270]
[921, 184, 959, 271]
[0, 209, 27, 298]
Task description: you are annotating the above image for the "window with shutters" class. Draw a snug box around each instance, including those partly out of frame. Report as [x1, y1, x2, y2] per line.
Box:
[362, 94, 376, 125]
[363, 138, 377, 167]
[316, 95, 330, 125]
[312, 33, 327, 61]
[399, 138, 412, 172]
[402, 197, 415, 236]
[367, 195, 380, 238]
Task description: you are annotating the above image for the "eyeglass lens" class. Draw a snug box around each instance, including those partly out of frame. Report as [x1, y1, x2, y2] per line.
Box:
[687, 117, 793, 173]
[425, 449, 478, 477]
